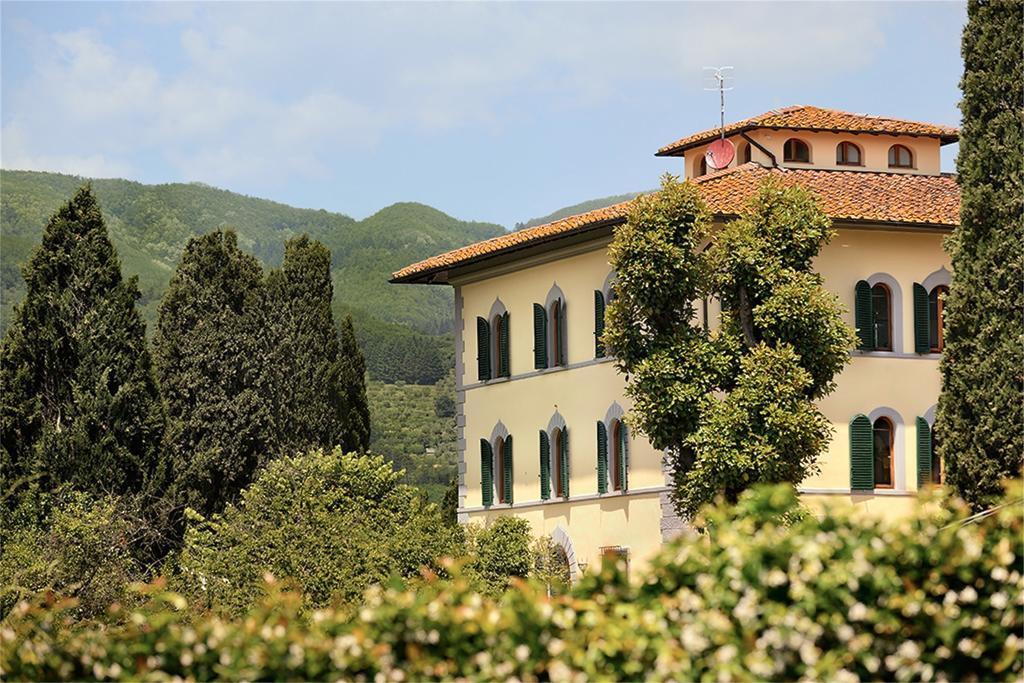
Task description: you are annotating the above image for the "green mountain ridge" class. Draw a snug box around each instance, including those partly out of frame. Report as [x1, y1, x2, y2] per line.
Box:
[514, 191, 648, 231]
[1, 170, 505, 339]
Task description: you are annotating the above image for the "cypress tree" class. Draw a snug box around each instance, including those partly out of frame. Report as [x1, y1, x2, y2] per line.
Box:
[268, 235, 370, 454]
[337, 315, 371, 453]
[0, 186, 164, 498]
[153, 230, 279, 518]
[937, 0, 1023, 509]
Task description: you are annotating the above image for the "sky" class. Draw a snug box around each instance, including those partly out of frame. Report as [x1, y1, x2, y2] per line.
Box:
[2, 1, 966, 228]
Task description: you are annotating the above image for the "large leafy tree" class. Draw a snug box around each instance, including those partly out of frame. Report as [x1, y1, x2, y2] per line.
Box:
[0, 186, 163, 499]
[937, 0, 1023, 509]
[153, 230, 279, 519]
[268, 236, 370, 454]
[606, 176, 853, 517]
[176, 450, 462, 614]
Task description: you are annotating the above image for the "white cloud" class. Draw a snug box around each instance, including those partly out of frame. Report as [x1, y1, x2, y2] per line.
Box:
[2, 122, 133, 177]
[2, 3, 891, 186]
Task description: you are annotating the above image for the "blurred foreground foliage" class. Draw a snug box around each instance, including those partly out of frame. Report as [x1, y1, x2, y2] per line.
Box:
[3, 483, 1021, 681]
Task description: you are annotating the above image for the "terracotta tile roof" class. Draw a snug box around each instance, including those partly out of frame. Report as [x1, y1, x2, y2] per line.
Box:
[656, 105, 959, 156]
[391, 164, 960, 283]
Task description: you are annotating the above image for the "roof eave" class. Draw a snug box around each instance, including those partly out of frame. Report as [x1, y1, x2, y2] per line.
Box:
[391, 214, 955, 285]
[390, 216, 626, 285]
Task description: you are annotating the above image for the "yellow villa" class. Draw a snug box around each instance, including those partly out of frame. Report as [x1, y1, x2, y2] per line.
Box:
[392, 105, 961, 576]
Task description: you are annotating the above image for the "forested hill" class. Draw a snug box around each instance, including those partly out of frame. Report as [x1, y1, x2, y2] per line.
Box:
[513, 191, 647, 231]
[1, 170, 504, 383]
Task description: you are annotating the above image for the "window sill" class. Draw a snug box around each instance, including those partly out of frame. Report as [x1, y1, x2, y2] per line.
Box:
[464, 485, 669, 514]
[852, 350, 939, 360]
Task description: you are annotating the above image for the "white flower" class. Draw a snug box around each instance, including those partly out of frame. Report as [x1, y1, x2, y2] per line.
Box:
[680, 625, 710, 651]
[959, 586, 978, 603]
[849, 602, 867, 621]
[991, 566, 1009, 582]
[898, 641, 921, 660]
[799, 641, 820, 665]
[515, 644, 530, 662]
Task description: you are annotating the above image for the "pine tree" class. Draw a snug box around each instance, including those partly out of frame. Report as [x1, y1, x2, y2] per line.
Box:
[268, 235, 369, 454]
[337, 315, 371, 453]
[153, 230, 279, 518]
[0, 186, 164, 498]
[937, 0, 1023, 509]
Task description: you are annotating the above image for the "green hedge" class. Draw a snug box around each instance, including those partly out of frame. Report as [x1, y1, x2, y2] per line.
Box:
[3, 485, 1021, 681]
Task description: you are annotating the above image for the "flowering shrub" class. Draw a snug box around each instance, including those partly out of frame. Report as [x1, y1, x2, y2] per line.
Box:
[3, 484, 1021, 681]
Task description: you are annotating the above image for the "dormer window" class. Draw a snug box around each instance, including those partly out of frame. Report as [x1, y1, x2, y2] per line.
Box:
[888, 144, 913, 169]
[836, 141, 862, 166]
[783, 138, 810, 163]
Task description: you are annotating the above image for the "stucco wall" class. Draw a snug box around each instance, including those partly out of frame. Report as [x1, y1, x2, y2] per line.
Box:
[455, 225, 951, 573]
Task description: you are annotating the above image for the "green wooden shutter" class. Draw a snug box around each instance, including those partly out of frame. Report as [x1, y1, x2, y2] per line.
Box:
[559, 427, 570, 498]
[539, 430, 551, 500]
[916, 417, 932, 489]
[558, 299, 568, 366]
[477, 317, 491, 381]
[854, 280, 874, 350]
[849, 415, 874, 491]
[913, 283, 930, 354]
[596, 421, 608, 494]
[594, 290, 606, 358]
[619, 424, 629, 492]
[498, 311, 511, 377]
[503, 435, 514, 504]
[480, 439, 494, 506]
[533, 303, 547, 369]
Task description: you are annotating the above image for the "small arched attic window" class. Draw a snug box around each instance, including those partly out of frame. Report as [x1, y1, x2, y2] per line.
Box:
[694, 155, 707, 177]
[888, 144, 914, 169]
[836, 141, 862, 166]
[783, 138, 811, 163]
[740, 142, 752, 164]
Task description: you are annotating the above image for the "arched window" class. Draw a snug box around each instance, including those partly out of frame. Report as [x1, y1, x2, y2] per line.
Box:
[871, 283, 892, 351]
[738, 141, 752, 164]
[535, 287, 567, 370]
[611, 419, 629, 492]
[888, 144, 913, 168]
[928, 285, 948, 352]
[696, 155, 707, 177]
[783, 138, 810, 163]
[549, 299, 566, 367]
[873, 417, 894, 488]
[495, 436, 507, 505]
[836, 141, 862, 166]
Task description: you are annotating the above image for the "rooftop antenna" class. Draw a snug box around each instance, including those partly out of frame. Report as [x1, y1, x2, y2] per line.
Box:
[702, 66, 735, 169]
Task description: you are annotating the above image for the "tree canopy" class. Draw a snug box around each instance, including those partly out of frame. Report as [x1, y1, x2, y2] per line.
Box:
[937, 0, 1023, 509]
[175, 450, 462, 614]
[0, 186, 164, 500]
[268, 236, 370, 455]
[153, 229, 280, 520]
[606, 175, 853, 517]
